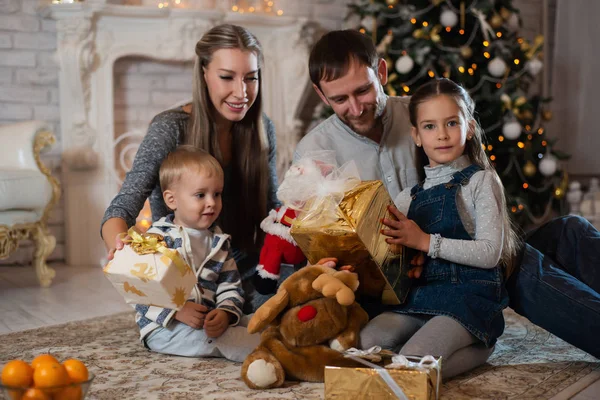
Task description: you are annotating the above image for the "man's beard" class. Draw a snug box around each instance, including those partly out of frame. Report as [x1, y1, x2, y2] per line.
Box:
[342, 107, 375, 135]
[342, 90, 387, 136]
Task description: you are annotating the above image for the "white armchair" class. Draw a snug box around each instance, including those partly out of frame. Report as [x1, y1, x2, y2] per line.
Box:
[0, 121, 61, 287]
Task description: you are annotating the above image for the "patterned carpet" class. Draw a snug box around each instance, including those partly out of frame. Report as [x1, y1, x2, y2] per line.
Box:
[0, 309, 598, 400]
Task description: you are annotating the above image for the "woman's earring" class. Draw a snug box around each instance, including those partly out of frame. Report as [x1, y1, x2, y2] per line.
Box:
[467, 135, 473, 140]
[416, 143, 421, 147]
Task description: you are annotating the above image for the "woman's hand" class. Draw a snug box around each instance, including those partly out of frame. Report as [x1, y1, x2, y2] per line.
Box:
[107, 233, 127, 261]
[381, 205, 430, 253]
[102, 217, 129, 261]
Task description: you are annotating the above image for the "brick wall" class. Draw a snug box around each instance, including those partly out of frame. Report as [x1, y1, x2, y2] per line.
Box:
[0, 0, 62, 265]
[0, 0, 550, 265]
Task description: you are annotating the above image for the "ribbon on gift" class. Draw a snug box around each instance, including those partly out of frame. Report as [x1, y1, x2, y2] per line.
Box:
[277, 151, 361, 227]
[387, 354, 441, 400]
[344, 348, 441, 400]
[121, 227, 191, 277]
[345, 346, 385, 363]
[344, 347, 410, 400]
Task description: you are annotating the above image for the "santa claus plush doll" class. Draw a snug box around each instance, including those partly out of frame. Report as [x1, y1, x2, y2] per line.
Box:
[253, 206, 306, 294]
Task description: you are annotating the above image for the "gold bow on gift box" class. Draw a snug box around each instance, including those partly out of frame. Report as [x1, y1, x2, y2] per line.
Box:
[121, 227, 190, 277]
[122, 228, 166, 255]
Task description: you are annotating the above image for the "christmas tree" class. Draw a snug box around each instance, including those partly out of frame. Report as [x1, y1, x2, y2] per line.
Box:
[341, 0, 569, 227]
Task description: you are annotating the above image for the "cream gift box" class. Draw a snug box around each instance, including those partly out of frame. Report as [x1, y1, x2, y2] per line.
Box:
[103, 230, 196, 310]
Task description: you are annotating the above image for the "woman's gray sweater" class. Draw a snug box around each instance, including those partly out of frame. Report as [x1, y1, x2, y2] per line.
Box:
[101, 107, 279, 258]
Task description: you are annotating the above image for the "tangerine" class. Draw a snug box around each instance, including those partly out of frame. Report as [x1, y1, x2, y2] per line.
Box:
[32, 362, 68, 393]
[1, 359, 34, 387]
[21, 387, 51, 400]
[62, 360, 88, 384]
[31, 355, 59, 370]
[53, 385, 83, 400]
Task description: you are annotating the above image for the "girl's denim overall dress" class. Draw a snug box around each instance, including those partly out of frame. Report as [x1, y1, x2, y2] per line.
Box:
[392, 164, 509, 346]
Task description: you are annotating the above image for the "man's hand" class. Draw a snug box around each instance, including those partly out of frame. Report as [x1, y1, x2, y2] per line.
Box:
[204, 309, 230, 338]
[381, 205, 430, 253]
[315, 257, 354, 272]
[316, 257, 337, 268]
[174, 302, 209, 329]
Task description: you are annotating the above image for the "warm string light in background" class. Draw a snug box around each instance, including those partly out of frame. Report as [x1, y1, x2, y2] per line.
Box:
[153, 0, 284, 15]
[231, 0, 283, 15]
[136, 200, 152, 232]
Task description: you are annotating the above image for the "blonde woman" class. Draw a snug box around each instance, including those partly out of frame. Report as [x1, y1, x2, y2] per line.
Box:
[101, 24, 279, 313]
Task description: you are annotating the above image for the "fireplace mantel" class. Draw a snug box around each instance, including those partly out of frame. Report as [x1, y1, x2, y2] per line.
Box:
[39, 0, 320, 266]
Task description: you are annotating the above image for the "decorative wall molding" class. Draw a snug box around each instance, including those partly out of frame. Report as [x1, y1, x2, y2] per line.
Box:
[40, 1, 319, 265]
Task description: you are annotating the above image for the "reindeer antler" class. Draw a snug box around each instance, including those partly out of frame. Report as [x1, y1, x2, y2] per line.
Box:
[311, 273, 358, 306]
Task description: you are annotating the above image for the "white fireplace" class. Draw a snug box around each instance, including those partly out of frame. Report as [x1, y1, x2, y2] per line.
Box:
[40, 0, 324, 266]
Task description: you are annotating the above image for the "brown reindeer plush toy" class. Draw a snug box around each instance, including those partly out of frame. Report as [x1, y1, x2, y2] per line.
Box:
[241, 264, 369, 389]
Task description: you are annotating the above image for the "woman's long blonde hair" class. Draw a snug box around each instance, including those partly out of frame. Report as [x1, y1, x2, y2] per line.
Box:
[409, 78, 521, 274]
[187, 24, 269, 252]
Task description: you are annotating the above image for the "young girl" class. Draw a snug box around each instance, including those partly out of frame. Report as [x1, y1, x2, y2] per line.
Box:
[101, 24, 279, 313]
[360, 78, 520, 379]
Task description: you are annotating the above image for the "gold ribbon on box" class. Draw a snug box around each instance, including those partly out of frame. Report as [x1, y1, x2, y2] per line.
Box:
[121, 227, 191, 277]
[343, 347, 442, 400]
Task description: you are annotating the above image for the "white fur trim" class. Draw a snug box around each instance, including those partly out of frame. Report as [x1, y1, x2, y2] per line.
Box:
[256, 264, 280, 280]
[260, 212, 297, 245]
[329, 338, 345, 352]
[276, 206, 288, 221]
[247, 359, 278, 388]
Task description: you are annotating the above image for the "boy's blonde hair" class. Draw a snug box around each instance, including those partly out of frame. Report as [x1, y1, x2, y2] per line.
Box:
[159, 145, 224, 191]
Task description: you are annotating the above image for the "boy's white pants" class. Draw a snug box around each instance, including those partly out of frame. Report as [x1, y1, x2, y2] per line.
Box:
[144, 314, 260, 362]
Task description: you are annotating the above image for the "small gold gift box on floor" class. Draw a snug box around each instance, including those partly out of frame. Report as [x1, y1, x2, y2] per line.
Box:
[103, 229, 196, 310]
[290, 180, 412, 305]
[325, 350, 441, 400]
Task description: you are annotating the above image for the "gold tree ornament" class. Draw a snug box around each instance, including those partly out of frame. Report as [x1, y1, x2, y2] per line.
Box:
[523, 161, 537, 177]
[386, 0, 398, 5]
[521, 110, 534, 122]
[431, 25, 442, 42]
[514, 96, 527, 107]
[526, 35, 544, 59]
[554, 172, 569, 199]
[542, 110, 553, 121]
[490, 14, 504, 29]
[460, 46, 473, 59]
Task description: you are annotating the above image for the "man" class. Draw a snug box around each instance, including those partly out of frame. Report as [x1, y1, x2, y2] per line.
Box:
[296, 29, 600, 359]
[295, 29, 419, 202]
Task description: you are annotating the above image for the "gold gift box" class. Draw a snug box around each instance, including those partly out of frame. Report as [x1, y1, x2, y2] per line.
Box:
[104, 241, 196, 310]
[324, 362, 440, 400]
[290, 180, 411, 304]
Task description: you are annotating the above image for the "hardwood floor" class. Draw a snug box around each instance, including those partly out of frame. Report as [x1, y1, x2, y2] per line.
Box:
[1, 263, 598, 399]
[0, 263, 131, 334]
